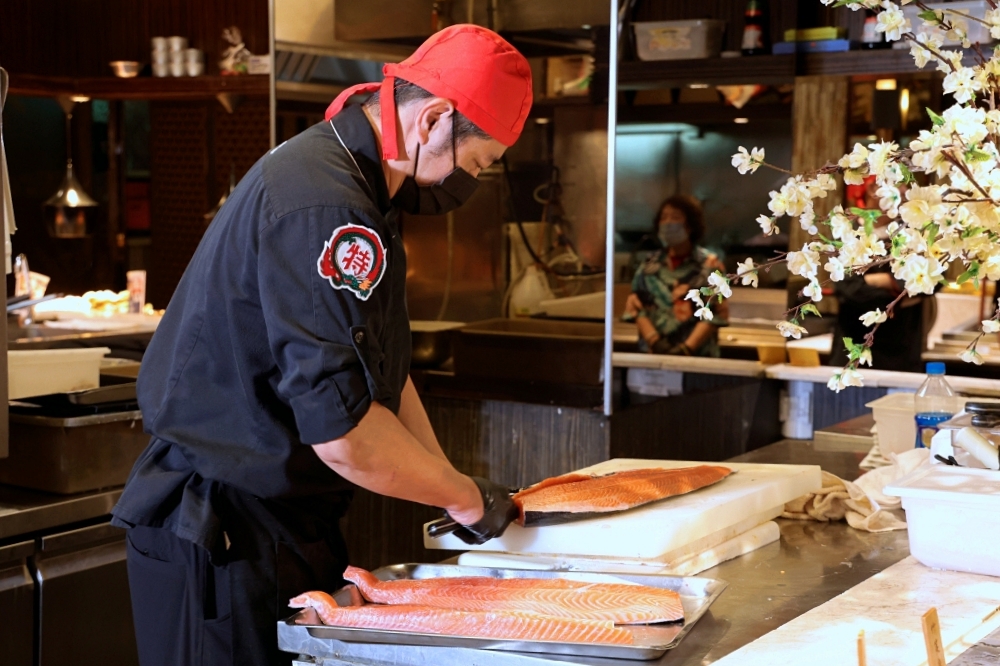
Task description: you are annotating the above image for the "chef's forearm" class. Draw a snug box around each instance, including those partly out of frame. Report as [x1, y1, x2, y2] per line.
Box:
[312, 401, 483, 522]
[397, 376, 448, 462]
[684, 322, 716, 352]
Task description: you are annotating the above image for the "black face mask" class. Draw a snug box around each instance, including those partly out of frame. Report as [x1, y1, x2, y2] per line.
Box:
[391, 116, 480, 216]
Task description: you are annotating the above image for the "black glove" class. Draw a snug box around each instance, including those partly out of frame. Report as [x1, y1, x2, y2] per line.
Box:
[449, 477, 519, 546]
[651, 338, 692, 355]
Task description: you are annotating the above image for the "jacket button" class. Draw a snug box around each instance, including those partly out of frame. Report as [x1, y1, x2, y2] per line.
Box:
[354, 331, 365, 344]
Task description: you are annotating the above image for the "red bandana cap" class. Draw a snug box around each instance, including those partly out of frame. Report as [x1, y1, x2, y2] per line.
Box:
[325, 24, 533, 160]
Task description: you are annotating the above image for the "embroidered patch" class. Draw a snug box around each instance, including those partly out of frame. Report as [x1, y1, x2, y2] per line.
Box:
[317, 224, 387, 301]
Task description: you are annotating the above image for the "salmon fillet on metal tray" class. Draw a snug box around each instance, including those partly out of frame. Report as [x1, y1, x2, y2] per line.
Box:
[343, 566, 684, 624]
[512, 465, 734, 527]
[288, 591, 634, 645]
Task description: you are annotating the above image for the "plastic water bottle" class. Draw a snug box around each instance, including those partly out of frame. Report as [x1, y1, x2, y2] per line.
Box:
[914, 362, 957, 448]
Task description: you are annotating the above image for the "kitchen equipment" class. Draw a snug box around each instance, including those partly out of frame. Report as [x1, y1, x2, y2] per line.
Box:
[0, 409, 146, 493]
[278, 564, 727, 661]
[410, 320, 463, 368]
[11, 381, 138, 417]
[6, 293, 58, 313]
[453, 319, 604, 386]
[109, 61, 141, 78]
[633, 20, 726, 61]
[884, 465, 1000, 577]
[868, 394, 1000, 457]
[427, 459, 821, 561]
[7, 347, 110, 400]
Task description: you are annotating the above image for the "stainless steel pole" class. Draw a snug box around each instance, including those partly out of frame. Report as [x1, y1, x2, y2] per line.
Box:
[602, 0, 619, 417]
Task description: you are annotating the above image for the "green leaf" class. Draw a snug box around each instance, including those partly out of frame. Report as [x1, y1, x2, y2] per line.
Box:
[842, 336, 860, 356]
[927, 107, 945, 126]
[965, 147, 992, 163]
[924, 222, 940, 241]
[899, 163, 915, 184]
[918, 9, 941, 22]
[957, 261, 980, 285]
[700, 286, 713, 296]
[864, 217, 875, 237]
[801, 303, 822, 318]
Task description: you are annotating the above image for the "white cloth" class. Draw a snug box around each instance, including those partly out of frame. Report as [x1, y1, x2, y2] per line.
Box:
[783, 448, 928, 532]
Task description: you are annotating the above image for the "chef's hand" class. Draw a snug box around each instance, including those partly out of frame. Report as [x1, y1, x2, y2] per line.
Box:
[651, 338, 692, 356]
[624, 293, 644, 317]
[449, 477, 519, 545]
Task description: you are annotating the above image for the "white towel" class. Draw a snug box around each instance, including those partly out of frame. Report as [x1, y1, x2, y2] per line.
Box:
[783, 448, 928, 532]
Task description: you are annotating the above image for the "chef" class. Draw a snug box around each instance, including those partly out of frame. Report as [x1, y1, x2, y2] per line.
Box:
[110, 25, 533, 666]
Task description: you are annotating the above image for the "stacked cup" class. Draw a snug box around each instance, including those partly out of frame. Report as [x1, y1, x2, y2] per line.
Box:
[167, 37, 187, 77]
[151, 37, 169, 77]
[151, 36, 204, 77]
[185, 48, 204, 77]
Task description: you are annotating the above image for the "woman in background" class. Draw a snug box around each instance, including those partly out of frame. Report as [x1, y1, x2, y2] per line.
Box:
[623, 194, 728, 356]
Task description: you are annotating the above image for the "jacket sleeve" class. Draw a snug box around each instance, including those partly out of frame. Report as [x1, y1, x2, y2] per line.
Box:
[258, 205, 394, 445]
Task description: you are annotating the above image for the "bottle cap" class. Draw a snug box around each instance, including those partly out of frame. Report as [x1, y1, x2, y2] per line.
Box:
[926, 361, 946, 375]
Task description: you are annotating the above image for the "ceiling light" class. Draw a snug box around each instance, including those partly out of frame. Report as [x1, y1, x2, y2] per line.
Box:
[535, 117, 551, 124]
[875, 78, 897, 91]
[689, 83, 710, 89]
[734, 117, 750, 124]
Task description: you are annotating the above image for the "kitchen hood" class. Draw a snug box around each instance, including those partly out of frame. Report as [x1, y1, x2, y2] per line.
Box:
[274, 0, 602, 102]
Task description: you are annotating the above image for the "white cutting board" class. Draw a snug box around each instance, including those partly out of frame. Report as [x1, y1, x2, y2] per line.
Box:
[425, 459, 821, 560]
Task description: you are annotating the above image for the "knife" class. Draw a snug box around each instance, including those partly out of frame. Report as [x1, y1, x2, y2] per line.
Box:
[426, 486, 526, 539]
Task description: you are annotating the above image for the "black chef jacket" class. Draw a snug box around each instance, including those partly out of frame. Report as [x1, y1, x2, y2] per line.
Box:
[111, 104, 411, 555]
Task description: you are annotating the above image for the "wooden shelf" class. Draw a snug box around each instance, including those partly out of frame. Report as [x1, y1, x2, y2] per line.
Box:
[619, 55, 796, 90]
[7, 73, 270, 101]
[618, 48, 976, 89]
[618, 102, 791, 125]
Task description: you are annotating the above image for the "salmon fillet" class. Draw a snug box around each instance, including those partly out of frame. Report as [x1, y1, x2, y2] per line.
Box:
[288, 591, 633, 645]
[343, 566, 683, 624]
[513, 465, 733, 526]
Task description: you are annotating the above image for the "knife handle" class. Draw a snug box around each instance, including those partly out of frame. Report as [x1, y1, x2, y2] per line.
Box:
[426, 517, 461, 538]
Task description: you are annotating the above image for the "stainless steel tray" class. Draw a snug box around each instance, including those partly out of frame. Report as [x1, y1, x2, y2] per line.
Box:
[278, 563, 727, 662]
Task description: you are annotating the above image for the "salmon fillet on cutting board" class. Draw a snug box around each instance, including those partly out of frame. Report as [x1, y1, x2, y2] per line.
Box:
[513, 465, 733, 527]
[288, 591, 633, 645]
[344, 566, 683, 625]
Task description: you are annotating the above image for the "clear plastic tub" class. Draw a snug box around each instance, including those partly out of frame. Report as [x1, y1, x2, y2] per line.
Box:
[884, 465, 1000, 577]
[633, 20, 726, 61]
[7, 348, 111, 400]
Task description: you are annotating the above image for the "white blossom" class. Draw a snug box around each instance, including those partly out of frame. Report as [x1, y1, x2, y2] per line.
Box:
[983, 319, 1000, 334]
[859, 347, 873, 367]
[825, 257, 847, 281]
[731, 146, 765, 175]
[777, 321, 808, 339]
[876, 1, 910, 41]
[708, 271, 732, 299]
[787, 249, 821, 280]
[803, 279, 823, 302]
[860, 309, 888, 326]
[962, 348, 985, 365]
[987, 8, 1000, 40]
[694, 306, 714, 322]
[737, 258, 759, 288]
[943, 67, 983, 104]
[828, 368, 866, 393]
[757, 215, 777, 236]
[685, 289, 704, 308]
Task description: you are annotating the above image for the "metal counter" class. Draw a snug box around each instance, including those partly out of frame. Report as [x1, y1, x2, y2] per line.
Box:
[0, 484, 122, 541]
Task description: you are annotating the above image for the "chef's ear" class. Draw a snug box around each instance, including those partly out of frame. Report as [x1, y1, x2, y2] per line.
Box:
[412, 97, 455, 146]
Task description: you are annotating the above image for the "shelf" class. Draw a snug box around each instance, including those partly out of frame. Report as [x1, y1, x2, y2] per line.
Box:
[618, 48, 978, 89]
[7, 73, 270, 101]
[619, 55, 796, 90]
[618, 102, 791, 125]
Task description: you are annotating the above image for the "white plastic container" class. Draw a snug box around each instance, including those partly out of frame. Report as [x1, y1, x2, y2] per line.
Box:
[633, 20, 726, 61]
[7, 348, 111, 400]
[884, 465, 1000, 577]
[868, 393, 1000, 457]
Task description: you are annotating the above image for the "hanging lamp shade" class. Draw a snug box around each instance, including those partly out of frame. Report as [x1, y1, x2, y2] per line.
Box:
[45, 159, 98, 209]
[44, 97, 98, 238]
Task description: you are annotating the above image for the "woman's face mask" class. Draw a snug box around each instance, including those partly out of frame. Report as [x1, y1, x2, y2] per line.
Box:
[659, 222, 689, 248]
[391, 115, 480, 216]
